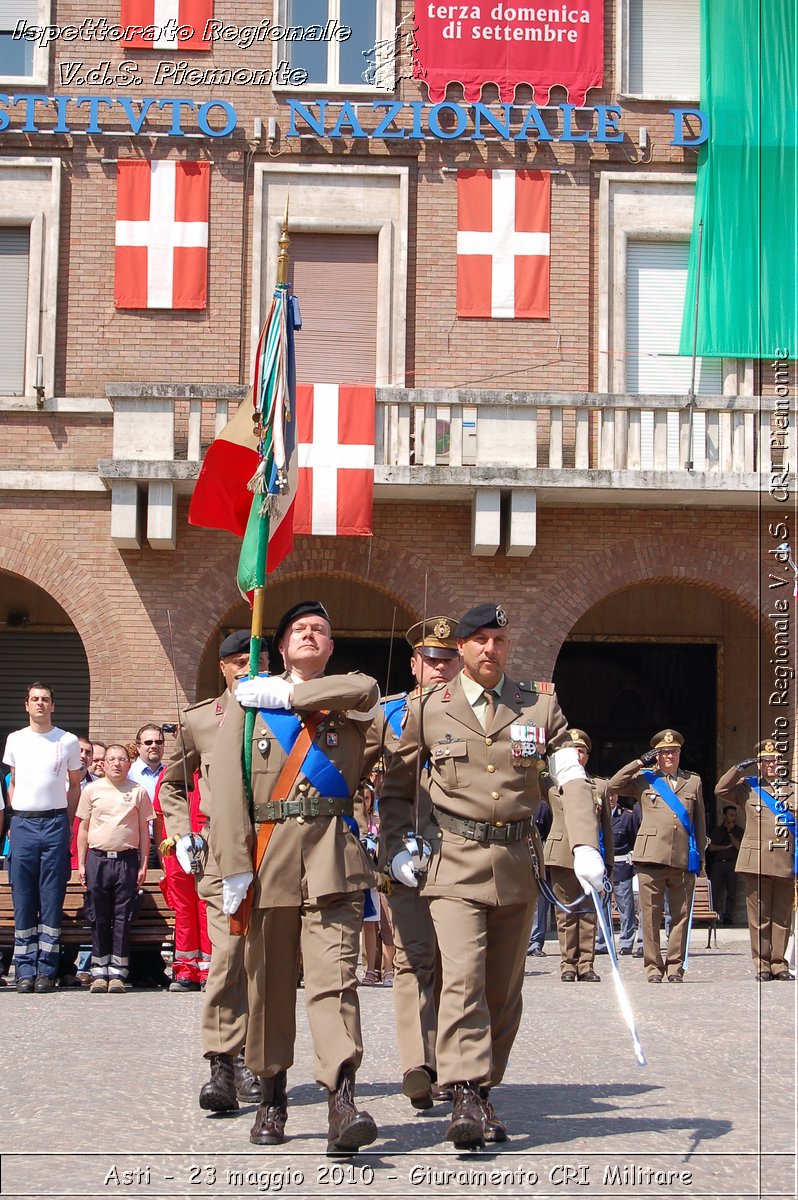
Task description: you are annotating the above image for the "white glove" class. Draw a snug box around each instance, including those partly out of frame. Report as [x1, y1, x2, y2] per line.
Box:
[222, 871, 253, 915]
[235, 676, 293, 710]
[573, 845, 605, 895]
[175, 833, 205, 875]
[389, 850, 419, 888]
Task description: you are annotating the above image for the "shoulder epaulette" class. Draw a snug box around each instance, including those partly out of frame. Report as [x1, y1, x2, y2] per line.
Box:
[185, 695, 219, 713]
[382, 690, 408, 706]
[517, 680, 554, 695]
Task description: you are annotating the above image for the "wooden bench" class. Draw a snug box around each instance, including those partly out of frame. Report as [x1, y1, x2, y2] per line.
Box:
[609, 875, 719, 947]
[0, 869, 175, 949]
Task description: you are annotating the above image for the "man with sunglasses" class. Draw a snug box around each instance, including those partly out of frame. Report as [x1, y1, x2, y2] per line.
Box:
[128, 724, 166, 800]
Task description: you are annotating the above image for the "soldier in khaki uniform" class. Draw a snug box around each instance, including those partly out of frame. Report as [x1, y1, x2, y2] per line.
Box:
[716, 739, 796, 981]
[608, 729, 706, 983]
[209, 601, 380, 1156]
[544, 730, 613, 982]
[158, 630, 264, 1112]
[380, 603, 602, 1149]
[365, 616, 461, 1112]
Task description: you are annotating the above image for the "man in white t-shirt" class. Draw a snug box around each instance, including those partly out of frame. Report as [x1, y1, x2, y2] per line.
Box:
[1, 681, 82, 993]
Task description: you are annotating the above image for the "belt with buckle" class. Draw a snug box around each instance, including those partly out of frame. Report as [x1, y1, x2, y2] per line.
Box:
[614, 852, 633, 864]
[253, 796, 355, 823]
[9, 808, 67, 819]
[433, 806, 531, 844]
[90, 847, 138, 859]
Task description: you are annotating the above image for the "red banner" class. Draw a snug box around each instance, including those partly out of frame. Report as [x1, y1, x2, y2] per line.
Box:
[413, 2, 604, 104]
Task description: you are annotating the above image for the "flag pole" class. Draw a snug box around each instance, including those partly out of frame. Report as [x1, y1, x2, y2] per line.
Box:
[685, 218, 704, 471]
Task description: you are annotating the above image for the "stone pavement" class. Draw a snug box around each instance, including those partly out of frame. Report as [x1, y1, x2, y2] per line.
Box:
[1, 927, 796, 1199]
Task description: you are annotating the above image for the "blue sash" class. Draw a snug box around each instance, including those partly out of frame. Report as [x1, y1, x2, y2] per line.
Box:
[642, 770, 701, 873]
[258, 708, 349, 798]
[383, 694, 407, 739]
[746, 778, 798, 874]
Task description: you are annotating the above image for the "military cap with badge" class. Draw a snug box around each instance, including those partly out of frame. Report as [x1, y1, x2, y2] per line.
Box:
[406, 615, 460, 658]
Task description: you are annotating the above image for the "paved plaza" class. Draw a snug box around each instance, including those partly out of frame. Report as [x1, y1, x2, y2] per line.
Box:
[1, 927, 795, 1199]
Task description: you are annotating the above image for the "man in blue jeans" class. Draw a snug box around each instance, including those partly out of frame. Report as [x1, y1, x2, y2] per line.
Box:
[596, 795, 640, 955]
[2, 682, 81, 993]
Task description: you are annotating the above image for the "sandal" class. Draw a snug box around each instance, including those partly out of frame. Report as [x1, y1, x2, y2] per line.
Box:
[382, 971, 394, 987]
[361, 970, 379, 986]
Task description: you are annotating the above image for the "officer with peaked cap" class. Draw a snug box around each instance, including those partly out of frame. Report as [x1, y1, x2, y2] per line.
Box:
[608, 729, 706, 983]
[209, 601, 381, 1155]
[716, 740, 796, 981]
[544, 729, 613, 982]
[363, 615, 461, 1111]
[380, 603, 602, 1148]
[159, 629, 266, 1112]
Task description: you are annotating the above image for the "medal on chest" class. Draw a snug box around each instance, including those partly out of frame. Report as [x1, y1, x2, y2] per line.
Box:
[510, 724, 545, 766]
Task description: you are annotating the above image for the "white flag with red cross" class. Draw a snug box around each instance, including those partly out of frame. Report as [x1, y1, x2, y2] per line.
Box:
[120, 0, 213, 51]
[115, 160, 210, 310]
[457, 169, 551, 319]
[294, 384, 375, 536]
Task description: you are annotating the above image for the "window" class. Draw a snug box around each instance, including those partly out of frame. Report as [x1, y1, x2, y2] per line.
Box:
[277, 0, 396, 90]
[626, 241, 721, 395]
[0, 0, 50, 85]
[0, 227, 30, 394]
[290, 233, 379, 385]
[621, 0, 700, 99]
[0, 159, 61, 401]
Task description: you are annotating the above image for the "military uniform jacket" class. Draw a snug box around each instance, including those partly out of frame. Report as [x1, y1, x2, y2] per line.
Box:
[158, 692, 228, 840]
[716, 767, 796, 879]
[209, 673, 378, 906]
[544, 774, 614, 872]
[608, 760, 706, 872]
[380, 672, 599, 905]
[364, 691, 436, 873]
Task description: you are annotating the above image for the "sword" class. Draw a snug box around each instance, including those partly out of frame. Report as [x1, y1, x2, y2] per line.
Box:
[589, 882, 647, 1068]
[682, 878, 698, 972]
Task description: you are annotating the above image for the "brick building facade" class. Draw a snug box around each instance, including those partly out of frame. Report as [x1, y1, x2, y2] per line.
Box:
[0, 1, 792, 810]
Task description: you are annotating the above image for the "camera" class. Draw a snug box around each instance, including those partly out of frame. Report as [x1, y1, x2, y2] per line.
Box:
[162, 722, 177, 734]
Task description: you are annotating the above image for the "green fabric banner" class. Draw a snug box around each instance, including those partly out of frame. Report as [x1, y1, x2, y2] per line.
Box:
[680, 0, 797, 360]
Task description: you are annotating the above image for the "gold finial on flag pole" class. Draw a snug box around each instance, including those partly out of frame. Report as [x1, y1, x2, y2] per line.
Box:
[277, 195, 290, 286]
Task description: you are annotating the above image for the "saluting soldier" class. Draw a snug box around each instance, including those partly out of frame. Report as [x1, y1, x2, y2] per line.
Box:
[364, 615, 461, 1112]
[608, 730, 706, 983]
[209, 601, 380, 1156]
[544, 729, 613, 982]
[716, 740, 796, 981]
[158, 630, 264, 1113]
[380, 603, 603, 1149]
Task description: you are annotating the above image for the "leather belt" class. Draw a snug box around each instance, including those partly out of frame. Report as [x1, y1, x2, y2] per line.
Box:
[614, 852, 633, 864]
[9, 808, 67, 819]
[253, 796, 355, 823]
[90, 847, 138, 858]
[433, 806, 531, 844]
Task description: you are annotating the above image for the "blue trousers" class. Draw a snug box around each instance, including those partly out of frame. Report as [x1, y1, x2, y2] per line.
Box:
[597, 874, 638, 952]
[8, 812, 71, 979]
[528, 872, 552, 950]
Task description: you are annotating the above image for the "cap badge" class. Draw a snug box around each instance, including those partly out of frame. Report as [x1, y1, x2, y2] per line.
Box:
[570, 730, 580, 742]
[663, 730, 675, 744]
[764, 739, 776, 754]
[434, 618, 451, 639]
[496, 605, 508, 627]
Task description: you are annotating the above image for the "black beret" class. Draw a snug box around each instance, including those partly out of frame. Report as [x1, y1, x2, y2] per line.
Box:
[457, 603, 510, 640]
[219, 630, 251, 658]
[274, 600, 332, 650]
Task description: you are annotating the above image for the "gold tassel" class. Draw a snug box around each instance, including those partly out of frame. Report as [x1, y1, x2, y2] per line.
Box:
[247, 458, 268, 494]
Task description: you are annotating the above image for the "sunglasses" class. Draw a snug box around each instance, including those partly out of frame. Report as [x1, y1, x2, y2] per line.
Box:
[141, 739, 164, 746]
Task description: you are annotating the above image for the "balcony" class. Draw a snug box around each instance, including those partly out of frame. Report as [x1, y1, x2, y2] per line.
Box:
[97, 384, 788, 552]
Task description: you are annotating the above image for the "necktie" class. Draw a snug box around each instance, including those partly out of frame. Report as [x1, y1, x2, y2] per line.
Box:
[482, 689, 496, 731]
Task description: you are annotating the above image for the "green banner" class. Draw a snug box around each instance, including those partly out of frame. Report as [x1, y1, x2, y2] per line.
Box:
[680, 0, 797, 360]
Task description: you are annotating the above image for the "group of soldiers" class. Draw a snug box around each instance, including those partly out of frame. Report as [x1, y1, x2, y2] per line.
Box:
[157, 599, 796, 1156]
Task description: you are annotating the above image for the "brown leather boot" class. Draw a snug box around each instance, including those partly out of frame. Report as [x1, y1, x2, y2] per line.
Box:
[479, 1086, 508, 1143]
[446, 1083, 485, 1149]
[326, 1065, 377, 1156]
[234, 1054, 264, 1103]
[198, 1054, 238, 1112]
[250, 1071, 288, 1145]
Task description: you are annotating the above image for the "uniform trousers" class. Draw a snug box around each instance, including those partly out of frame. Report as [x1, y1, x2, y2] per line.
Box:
[549, 865, 597, 977]
[742, 873, 793, 974]
[8, 812, 70, 980]
[386, 883, 439, 1076]
[637, 864, 694, 980]
[197, 838, 248, 1058]
[427, 895, 535, 1089]
[163, 856, 211, 985]
[85, 847, 138, 981]
[244, 891, 364, 1092]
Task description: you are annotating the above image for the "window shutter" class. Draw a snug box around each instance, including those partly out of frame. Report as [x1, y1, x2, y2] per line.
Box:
[627, 0, 700, 98]
[0, 632, 91, 752]
[0, 0, 38, 24]
[289, 232, 379, 386]
[0, 226, 30, 395]
[626, 241, 721, 396]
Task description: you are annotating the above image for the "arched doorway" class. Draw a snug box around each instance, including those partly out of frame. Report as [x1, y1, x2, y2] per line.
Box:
[195, 576, 416, 702]
[552, 580, 764, 828]
[0, 569, 91, 746]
